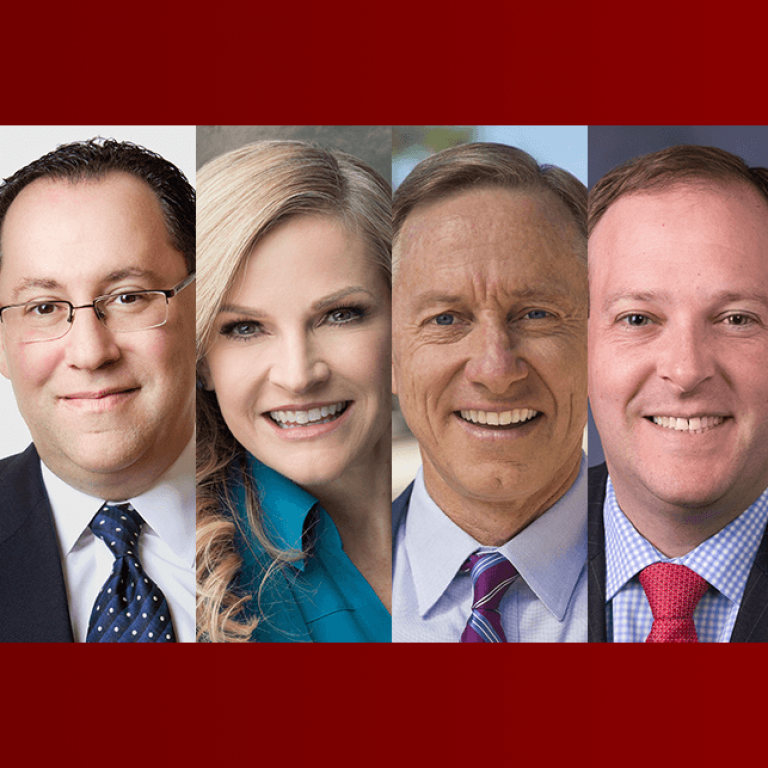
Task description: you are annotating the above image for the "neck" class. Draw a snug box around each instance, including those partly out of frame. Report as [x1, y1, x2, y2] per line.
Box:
[424, 449, 582, 546]
[302, 433, 392, 612]
[608, 467, 755, 558]
[39, 428, 192, 501]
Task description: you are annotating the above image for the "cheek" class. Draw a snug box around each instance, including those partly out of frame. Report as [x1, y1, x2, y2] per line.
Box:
[5, 344, 59, 390]
[335, 329, 391, 397]
[532, 337, 588, 398]
[209, 352, 262, 415]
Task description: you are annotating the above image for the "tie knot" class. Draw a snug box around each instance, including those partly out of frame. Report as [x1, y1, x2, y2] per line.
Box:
[639, 563, 709, 620]
[463, 551, 518, 610]
[90, 502, 143, 559]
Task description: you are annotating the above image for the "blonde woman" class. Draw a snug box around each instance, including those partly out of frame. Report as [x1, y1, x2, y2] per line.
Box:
[196, 141, 392, 642]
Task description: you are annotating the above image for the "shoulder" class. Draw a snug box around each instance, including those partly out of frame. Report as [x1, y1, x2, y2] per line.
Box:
[0, 443, 51, 543]
[0, 443, 44, 504]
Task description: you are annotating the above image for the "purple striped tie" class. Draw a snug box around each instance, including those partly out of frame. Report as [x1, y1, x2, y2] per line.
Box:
[460, 552, 517, 643]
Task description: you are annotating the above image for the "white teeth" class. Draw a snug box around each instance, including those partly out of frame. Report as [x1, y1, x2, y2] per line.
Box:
[459, 408, 539, 426]
[651, 415, 725, 432]
[270, 401, 347, 427]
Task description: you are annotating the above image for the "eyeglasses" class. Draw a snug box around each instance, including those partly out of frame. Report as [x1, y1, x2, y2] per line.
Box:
[0, 272, 195, 343]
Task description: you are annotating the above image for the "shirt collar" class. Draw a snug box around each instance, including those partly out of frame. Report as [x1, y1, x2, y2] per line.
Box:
[43, 436, 195, 567]
[248, 455, 318, 572]
[405, 453, 588, 621]
[604, 474, 768, 604]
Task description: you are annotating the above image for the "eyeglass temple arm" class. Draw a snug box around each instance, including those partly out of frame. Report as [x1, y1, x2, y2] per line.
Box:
[165, 272, 196, 298]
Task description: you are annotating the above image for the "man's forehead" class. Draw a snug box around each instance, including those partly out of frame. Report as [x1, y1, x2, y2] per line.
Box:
[592, 180, 768, 241]
[395, 186, 582, 288]
[398, 186, 573, 248]
[0, 173, 183, 299]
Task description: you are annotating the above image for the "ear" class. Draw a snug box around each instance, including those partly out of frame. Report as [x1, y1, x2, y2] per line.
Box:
[197, 359, 215, 391]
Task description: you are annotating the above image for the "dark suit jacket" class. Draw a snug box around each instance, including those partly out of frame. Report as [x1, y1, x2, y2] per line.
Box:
[392, 482, 413, 536]
[0, 445, 74, 642]
[588, 462, 768, 642]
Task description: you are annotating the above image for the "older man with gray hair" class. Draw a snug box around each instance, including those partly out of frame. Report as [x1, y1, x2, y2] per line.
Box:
[391, 142, 589, 642]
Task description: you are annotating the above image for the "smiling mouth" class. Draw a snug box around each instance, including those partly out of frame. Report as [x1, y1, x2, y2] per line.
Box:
[62, 388, 139, 401]
[268, 401, 350, 429]
[647, 415, 728, 434]
[458, 408, 540, 428]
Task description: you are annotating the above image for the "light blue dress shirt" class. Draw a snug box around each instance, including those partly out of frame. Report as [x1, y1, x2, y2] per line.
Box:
[604, 476, 768, 643]
[233, 456, 391, 642]
[393, 454, 588, 642]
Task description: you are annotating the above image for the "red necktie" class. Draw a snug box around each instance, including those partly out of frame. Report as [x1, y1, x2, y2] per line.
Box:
[638, 563, 709, 643]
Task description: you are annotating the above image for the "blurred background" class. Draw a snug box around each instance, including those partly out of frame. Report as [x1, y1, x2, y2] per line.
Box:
[392, 126, 588, 497]
[587, 125, 768, 468]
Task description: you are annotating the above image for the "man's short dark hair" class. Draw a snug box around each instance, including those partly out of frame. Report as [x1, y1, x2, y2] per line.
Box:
[0, 137, 195, 272]
[588, 144, 768, 237]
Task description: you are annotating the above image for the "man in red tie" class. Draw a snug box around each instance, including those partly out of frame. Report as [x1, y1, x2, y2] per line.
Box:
[588, 144, 768, 642]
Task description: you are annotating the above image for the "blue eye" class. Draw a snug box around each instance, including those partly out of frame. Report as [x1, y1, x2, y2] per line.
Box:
[220, 320, 262, 339]
[434, 313, 455, 326]
[524, 309, 551, 320]
[327, 306, 366, 324]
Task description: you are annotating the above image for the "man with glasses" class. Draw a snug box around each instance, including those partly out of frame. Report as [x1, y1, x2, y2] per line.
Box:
[0, 138, 196, 642]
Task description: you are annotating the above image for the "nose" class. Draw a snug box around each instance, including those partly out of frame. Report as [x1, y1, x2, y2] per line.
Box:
[656, 321, 714, 393]
[63, 307, 121, 370]
[464, 319, 529, 395]
[269, 331, 330, 394]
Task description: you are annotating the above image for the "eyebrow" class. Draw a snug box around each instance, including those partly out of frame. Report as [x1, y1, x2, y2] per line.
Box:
[602, 289, 768, 312]
[102, 267, 164, 284]
[11, 268, 164, 303]
[12, 278, 62, 302]
[218, 286, 376, 317]
[601, 290, 670, 312]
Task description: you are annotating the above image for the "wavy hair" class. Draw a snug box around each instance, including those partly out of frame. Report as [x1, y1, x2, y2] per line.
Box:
[196, 140, 392, 641]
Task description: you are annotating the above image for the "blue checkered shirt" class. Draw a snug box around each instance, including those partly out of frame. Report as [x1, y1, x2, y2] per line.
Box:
[604, 476, 768, 643]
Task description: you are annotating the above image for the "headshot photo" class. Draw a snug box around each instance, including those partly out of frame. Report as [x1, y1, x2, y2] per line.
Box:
[391, 126, 589, 642]
[195, 126, 392, 642]
[587, 126, 768, 642]
[0, 125, 197, 642]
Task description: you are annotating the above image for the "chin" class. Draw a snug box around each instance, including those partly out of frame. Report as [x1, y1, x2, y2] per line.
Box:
[641, 470, 736, 511]
[442, 462, 542, 504]
[265, 456, 351, 489]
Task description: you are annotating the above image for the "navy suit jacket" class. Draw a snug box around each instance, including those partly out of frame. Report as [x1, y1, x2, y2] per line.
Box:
[0, 445, 74, 642]
[588, 462, 768, 642]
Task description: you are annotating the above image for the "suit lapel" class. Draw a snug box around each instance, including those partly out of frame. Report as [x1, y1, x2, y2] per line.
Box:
[587, 463, 608, 642]
[729, 522, 768, 642]
[392, 482, 413, 535]
[0, 445, 74, 642]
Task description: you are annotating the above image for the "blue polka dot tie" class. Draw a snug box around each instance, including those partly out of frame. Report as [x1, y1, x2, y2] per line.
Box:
[86, 502, 177, 643]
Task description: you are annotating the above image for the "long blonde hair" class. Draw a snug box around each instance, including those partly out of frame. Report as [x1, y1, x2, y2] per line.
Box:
[196, 140, 392, 641]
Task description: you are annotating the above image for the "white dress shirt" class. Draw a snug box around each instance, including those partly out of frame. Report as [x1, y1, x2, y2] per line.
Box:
[42, 437, 196, 642]
[393, 454, 588, 642]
